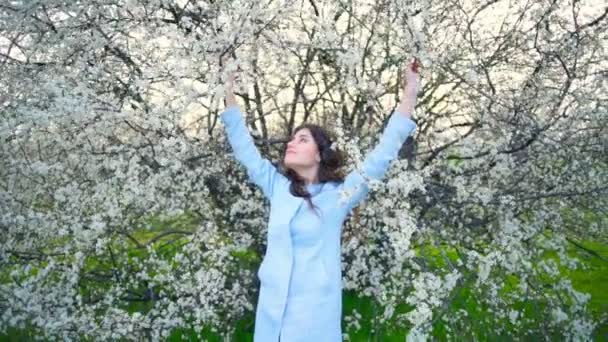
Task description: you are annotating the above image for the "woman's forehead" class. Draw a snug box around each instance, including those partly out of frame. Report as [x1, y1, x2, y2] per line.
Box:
[292, 128, 312, 137]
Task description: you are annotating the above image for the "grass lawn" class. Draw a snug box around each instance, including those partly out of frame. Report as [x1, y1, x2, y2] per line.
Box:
[2, 221, 606, 341]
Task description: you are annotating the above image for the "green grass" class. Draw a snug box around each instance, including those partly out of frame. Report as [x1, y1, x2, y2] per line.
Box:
[563, 240, 608, 340]
[158, 237, 607, 341]
[2, 223, 606, 341]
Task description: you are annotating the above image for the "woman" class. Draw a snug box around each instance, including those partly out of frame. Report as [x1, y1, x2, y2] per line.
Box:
[220, 57, 420, 342]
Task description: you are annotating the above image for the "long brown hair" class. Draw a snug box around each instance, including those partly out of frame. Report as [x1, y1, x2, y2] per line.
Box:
[278, 123, 364, 244]
[279, 123, 345, 215]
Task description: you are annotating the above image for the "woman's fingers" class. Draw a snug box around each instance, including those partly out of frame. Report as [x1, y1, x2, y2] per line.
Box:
[401, 57, 421, 92]
[406, 58, 421, 79]
[411, 57, 421, 73]
[409, 57, 422, 74]
[220, 55, 238, 88]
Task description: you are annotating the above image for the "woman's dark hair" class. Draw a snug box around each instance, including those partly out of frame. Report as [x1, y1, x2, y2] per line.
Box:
[278, 123, 346, 216]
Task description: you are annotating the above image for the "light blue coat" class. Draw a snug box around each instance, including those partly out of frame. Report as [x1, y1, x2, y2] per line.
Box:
[220, 105, 417, 341]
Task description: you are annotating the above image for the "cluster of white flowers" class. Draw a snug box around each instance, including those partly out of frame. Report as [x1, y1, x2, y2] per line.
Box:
[1, 0, 605, 340]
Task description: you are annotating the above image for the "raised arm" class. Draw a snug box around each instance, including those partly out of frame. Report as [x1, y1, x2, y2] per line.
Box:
[338, 58, 420, 212]
[219, 60, 283, 199]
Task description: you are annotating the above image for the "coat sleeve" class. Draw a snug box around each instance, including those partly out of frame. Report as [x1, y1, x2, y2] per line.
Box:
[220, 105, 283, 199]
[338, 110, 417, 213]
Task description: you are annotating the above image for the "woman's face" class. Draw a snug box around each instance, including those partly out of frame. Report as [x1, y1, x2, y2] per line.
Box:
[284, 128, 320, 169]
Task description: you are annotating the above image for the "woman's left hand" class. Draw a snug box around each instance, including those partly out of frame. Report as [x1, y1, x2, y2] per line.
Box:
[396, 57, 421, 116]
[402, 57, 422, 95]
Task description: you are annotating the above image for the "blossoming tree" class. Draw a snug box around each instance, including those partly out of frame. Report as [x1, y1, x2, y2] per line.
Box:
[1, 0, 606, 340]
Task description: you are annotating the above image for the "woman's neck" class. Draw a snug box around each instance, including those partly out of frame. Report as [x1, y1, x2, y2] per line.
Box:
[292, 166, 319, 185]
[303, 176, 319, 185]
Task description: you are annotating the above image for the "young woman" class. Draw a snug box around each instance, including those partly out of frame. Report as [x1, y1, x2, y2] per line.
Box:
[220, 58, 420, 342]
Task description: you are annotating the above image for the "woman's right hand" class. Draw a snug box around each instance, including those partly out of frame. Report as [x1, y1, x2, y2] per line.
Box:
[221, 55, 238, 107]
[221, 56, 236, 91]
